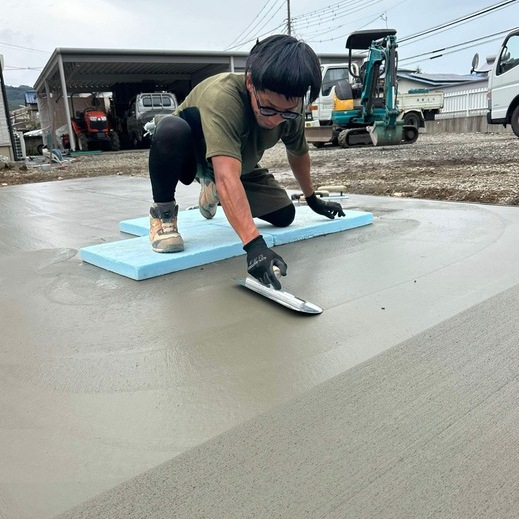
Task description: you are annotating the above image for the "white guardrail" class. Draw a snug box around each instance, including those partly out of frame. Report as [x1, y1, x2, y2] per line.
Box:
[436, 87, 488, 119]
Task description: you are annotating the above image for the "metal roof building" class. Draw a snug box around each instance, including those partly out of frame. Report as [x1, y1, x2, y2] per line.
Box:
[33, 47, 355, 150]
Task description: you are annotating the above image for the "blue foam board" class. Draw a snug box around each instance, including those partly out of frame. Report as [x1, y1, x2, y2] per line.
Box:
[80, 206, 373, 280]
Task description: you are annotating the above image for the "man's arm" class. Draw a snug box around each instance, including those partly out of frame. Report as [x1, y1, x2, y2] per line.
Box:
[212, 155, 259, 245]
[212, 155, 287, 289]
[287, 150, 314, 197]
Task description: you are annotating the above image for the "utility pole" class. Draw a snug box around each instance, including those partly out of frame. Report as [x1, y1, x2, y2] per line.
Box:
[287, 0, 292, 36]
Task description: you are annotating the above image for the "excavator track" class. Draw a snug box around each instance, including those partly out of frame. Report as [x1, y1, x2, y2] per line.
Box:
[337, 128, 373, 147]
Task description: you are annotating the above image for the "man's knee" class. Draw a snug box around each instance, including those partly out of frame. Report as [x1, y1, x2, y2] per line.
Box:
[150, 116, 197, 185]
[153, 115, 192, 145]
[260, 203, 295, 227]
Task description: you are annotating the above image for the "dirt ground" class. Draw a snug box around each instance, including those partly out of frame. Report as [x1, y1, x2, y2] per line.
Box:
[2, 132, 518, 206]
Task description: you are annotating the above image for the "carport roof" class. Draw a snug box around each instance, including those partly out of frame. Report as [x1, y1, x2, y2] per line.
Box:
[33, 48, 251, 94]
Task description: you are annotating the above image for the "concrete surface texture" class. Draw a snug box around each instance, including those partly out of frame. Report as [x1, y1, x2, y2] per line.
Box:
[54, 283, 519, 519]
[1, 176, 519, 518]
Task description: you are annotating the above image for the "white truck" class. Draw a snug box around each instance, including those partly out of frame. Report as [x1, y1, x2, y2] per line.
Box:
[126, 91, 178, 147]
[396, 89, 445, 128]
[306, 62, 360, 127]
[487, 28, 519, 137]
[305, 63, 444, 146]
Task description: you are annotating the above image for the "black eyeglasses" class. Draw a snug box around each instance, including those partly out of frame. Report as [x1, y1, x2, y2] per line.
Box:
[253, 88, 302, 120]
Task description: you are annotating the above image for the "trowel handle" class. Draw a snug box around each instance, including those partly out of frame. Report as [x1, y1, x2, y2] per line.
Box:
[273, 265, 281, 279]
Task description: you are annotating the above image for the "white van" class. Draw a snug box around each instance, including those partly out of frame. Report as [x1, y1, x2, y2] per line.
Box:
[487, 28, 519, 137]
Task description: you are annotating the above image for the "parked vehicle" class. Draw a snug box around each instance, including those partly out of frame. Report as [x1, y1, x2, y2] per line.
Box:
[306, 62, 360, 127]
[305, 32, 444, 147]
[397, 89, 445, 128]
[62, 108, 120, 151]
[126, 92, 178, 147]
[487, 28, 519, 137]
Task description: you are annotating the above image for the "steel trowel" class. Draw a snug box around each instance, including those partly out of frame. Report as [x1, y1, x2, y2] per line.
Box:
[235, 267, 323, 314]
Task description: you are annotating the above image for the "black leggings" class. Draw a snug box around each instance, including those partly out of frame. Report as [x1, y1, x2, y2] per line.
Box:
[149, 116, 295, 227]
[260, 203, 295, 227]
[149, 116, 197, 203]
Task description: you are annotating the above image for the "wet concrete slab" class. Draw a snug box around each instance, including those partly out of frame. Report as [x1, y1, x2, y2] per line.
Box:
[1, 176, 519, 518]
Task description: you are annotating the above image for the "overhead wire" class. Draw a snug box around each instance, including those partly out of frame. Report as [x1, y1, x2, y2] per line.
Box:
[293, 0, 376, 27]
[225, 0, 287, 50]
[225, 0, 279, 50]
[298, 0, 516, 65]
[3, 66, 44, 72]
[399, 29, 513, 63]
[226, 22, 288, 51]
[398, 0, 517, 44]
[400, 34, 511, 68]
[226, 21, 288, 51]
[0, 41, 49, 79]
[0, 41, 50, 54]
[300, 0, 409, 44]
[291, 0, 358, 21]
[394, 2, 518, 66]
[292, 0, 383, 31]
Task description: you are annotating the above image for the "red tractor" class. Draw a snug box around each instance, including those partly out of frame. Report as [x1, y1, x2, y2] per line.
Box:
[63, 108, 120, 151]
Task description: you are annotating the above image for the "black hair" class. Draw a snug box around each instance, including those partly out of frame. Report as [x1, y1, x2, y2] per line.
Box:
[246, 34, 322, 103]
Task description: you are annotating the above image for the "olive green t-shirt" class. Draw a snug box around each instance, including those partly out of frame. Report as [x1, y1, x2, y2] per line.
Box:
[174, 73, 308, 177]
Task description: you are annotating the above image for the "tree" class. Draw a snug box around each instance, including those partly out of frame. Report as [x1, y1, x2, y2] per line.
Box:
[5, 85, 33, 111]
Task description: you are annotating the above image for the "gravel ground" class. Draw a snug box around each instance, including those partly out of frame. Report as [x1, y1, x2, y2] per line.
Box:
[2, 132, 518, 205]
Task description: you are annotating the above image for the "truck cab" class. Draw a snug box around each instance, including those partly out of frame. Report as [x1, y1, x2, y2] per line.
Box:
[307, 63, 360, 127]
[127, 92, 178, 147]
[487, 29, 519, 137]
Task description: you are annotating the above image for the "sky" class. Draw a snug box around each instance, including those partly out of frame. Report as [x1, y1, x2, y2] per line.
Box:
[1, 0, 518, 87]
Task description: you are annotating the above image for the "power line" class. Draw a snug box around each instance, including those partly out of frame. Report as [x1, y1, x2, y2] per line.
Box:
[225, 0, 286, 50]
[400, 34, 511, 68]
[300, 0, 409, 44]
[3, 66, 43, 72]
[293, 3, 386, 40]
[226, 1, 287, 50]
[399, 0, 517, 44]
[225, 0, 278, 50]
[0, 41, 50, 54]
[226, 20, 288, 51]
[300, 0, 516, 50]
[399, 28, 513, 63]
[292, 0, 350, 20]
[292, 0, 369, 22]
[293, 0, 382, 30]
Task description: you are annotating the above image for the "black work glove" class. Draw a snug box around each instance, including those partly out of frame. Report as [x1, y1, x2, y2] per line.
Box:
[306, 192, 345, 219]
[243, 235, 287, 290]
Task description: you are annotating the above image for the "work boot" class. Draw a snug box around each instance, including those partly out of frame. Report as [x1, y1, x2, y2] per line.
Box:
[198, 178, 219, 219]
[149, 202, 184, 253]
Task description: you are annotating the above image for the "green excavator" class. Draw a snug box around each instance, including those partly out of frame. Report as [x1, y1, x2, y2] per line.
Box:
[331, 29, 419, 147]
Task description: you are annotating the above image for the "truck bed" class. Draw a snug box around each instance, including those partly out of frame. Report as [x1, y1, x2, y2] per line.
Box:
[397, 92, 444, 111]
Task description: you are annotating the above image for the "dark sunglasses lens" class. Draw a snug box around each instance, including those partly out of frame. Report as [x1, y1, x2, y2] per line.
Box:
[259, 107, 277, 116]
[258, 105, 300, 119]
[281, 112, 299, 120]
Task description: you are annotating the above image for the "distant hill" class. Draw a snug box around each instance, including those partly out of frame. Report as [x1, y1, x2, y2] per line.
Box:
[4, 84, 33, 112]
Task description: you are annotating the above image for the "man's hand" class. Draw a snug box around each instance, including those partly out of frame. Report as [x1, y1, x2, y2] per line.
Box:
[243, 235, 287, 290]
[305, 192, 345, 219]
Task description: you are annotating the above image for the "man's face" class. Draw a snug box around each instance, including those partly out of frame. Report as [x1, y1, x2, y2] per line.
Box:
[246, 75, 301, 130]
